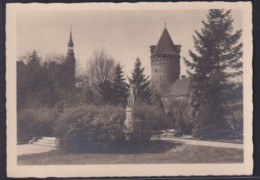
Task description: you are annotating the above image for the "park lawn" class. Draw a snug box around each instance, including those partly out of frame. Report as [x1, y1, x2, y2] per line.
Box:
[17, 142, 243, 165]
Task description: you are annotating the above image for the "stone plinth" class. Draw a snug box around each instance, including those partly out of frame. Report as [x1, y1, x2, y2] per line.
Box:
[124, 107, 133, 133]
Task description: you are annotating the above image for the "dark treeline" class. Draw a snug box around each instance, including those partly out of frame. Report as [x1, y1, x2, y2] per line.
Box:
[17, 49, 154, 110]
[17, 50, 72, 110]
[16, 49, 166, 145]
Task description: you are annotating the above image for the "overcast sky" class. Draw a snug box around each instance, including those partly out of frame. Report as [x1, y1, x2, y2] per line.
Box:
[17, 9, 242, 78]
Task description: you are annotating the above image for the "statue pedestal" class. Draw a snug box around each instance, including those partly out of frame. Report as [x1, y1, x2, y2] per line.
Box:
[124, 106, 133, 134]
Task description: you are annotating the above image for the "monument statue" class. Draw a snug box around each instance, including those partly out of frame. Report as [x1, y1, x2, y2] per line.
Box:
[127, 84, 137, 107]
[124, 84, 137, 135]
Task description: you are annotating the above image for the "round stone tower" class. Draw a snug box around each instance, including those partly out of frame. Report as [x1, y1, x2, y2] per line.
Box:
[150, 26, 181, 92]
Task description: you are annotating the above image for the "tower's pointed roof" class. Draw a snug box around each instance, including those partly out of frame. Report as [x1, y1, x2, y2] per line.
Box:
[68, 26, 74, 47]
[153, 27, 175, 55]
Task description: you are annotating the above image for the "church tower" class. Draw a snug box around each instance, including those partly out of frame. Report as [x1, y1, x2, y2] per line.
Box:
[65, 26, 76, 89]
[150, 25, 181, 91]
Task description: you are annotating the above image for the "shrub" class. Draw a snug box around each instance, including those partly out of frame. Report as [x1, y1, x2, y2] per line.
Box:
[168, 98, 193, 136]
[225, 101, 243, 139]
[131, 103, 173, 141]
[17, 107, 58, 142]
[54, 104, 126, 152]
[192, 100, 242, 140]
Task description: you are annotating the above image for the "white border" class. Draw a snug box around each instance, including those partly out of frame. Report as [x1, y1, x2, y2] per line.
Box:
[6, 2, 253, 177]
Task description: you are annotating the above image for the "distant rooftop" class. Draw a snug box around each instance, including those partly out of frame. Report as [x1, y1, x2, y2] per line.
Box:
[165, 77, 192, 97]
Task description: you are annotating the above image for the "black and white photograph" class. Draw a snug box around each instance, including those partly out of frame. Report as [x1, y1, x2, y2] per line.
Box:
[6, 2, 253, 177]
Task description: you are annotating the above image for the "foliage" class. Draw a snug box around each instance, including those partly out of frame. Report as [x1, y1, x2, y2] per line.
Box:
[17, 51, 75, 109]
[27, 50, 41, 67]
[129, 58, 151, 104]
[131, 103, 173, 141]
[85, 49, 116, 104]
[53, 103, 172, 151]
[111, 64, 128, 106]
[150, 90, 165, 108]
[17, 51, 46, 109]
[184, 9, 242, 139]
[17, 49, 127, 109]
[17, 61, 29, 110]
[226, 84, 243, 137]
[74, 73, 97, 105]
[77, 49, 128, 105]
[54, 105, 126, 152]
[168, 99, 193, 136]
[17, 107, 60, 142]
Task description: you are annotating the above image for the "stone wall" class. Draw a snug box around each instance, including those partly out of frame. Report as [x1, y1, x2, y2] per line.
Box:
[151, 55, 180, 90]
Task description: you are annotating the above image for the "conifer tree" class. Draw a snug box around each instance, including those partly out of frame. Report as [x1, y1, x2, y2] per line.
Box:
[28, 50, 41, 67]
[129, 58, 151, 103]
[98, 80, 113, 104]
[111, 64, 128, 106]
[27, 50, 43, 94]
[184, 9, 242, 139]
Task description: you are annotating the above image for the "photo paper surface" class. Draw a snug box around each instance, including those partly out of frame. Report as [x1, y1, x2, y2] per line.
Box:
[6, 2, 253, 177]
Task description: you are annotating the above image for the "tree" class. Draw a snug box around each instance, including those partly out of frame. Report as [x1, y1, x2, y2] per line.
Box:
[129, 58, 151, 104]
[24, 50, 45, 107]
[73, 73, 95, 105]
[17, 51, 74, 108]
[41, 55, 67, 106]
[86, 49, 116, 104]
[17, 61, 28, 110]
[28, 50, 41, 67]
[169, 100, 193, 136]
[184, 9, 242, 139]
[111, 64, 128, 106]
[150, 89, 165, 108]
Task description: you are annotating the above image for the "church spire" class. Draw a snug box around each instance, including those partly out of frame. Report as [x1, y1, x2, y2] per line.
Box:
[65, 25, 76, 89]
[67, 25, 74, 56]
[68, 25, 74, 47]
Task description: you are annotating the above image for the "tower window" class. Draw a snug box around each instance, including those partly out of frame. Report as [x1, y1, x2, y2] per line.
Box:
[155, 69, 157, 72]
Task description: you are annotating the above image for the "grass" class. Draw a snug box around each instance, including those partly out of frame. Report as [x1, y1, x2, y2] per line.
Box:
[18, 141, 243, 165]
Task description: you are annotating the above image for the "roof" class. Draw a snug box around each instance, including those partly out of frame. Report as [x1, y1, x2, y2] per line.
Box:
[165, 77, 192, 97]
[153, 27, 175, 55]
[68, 28, 74, 47]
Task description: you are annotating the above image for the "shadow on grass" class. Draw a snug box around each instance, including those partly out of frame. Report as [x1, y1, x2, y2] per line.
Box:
[66, 140, 182, 154]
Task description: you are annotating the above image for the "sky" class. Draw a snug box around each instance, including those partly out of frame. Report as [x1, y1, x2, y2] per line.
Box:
[17, 9, 242, 78]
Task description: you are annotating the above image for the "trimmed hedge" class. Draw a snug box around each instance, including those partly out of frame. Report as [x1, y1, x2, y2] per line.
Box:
[18, 103, 172, 151]
[54, 105, 126, 152]
[17, 107, 58, 143]
[131, 103, 173, 141]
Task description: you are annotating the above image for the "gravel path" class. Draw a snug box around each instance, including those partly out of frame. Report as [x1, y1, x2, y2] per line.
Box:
[18, 144, 56, 156]
[157, 137, 243, 149]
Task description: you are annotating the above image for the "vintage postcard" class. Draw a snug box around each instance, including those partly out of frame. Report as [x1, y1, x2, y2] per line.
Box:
[6, 2, 253, 178]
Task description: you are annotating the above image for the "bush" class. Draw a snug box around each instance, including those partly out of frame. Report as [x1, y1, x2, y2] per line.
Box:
[17, 107, 58, 142]
[192, 100, 242, 140]
[226, 100, 243, 137]
[168, 99, 193, 136]
[54, 104, 126, 152]
[131, 103, 173, 141]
